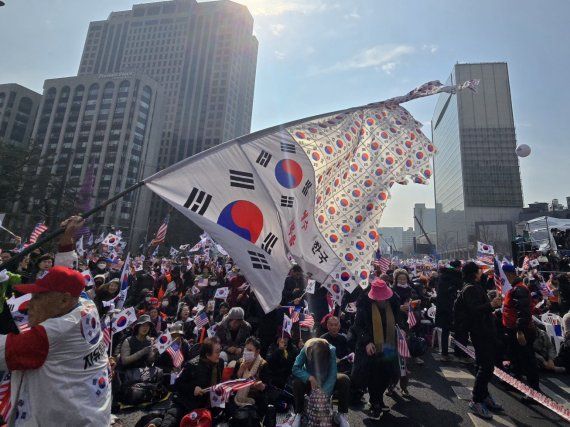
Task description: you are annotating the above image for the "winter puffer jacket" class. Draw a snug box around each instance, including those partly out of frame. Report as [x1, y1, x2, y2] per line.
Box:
[502, 283, 532, 332]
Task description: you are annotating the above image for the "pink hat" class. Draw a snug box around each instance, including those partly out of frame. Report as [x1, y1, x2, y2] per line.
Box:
[368, 278, 393, 302]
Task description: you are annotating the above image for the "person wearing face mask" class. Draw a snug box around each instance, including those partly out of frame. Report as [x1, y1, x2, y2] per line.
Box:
[230, 337, 270, 415]
[155, 338, 224, 427]
[215, 307, 252, 361]
[92, 257, 109, 276]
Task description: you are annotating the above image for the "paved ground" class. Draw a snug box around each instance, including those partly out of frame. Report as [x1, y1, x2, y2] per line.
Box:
[115, 350, 569, 426]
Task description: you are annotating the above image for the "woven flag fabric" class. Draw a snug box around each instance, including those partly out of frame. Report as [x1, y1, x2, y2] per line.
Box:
[115, 253, 131, 310]
[407, 309, 417, 328]
[194, 311, 209, 329]
[166, 344, 184, 368]
[111, 307, 137, 334]
[28, 222, 48, 244]
[0, 371, 11, 424]
[299, 312, 315, 329]
[151, 215, 169, 246]
[145, 80, 478, 312]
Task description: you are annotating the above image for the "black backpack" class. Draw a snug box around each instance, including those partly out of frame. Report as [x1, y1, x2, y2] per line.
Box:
[452, 284, 473, 333]
[120, 382, 167, 406]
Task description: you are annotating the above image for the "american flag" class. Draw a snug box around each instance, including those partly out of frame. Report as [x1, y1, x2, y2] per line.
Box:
[522, 256, 530, 271]
[28, 222, 48, 244]
[101, 316, 112, 352]
[210, 378, 256, 408]
[374, 249, 391, 274]
[289, 307, 301, 323]
[493, 257, 512, 295]
[407, 309, 417, 328]
[151, 214, 169, 246]
[396, 327, 411, 358]
[166, 346, 184, 368]
[0, 371, 11, 424]
[194, 311, 209, 329]
[299, 312, 315, 329]
[218, 378, 256, 393]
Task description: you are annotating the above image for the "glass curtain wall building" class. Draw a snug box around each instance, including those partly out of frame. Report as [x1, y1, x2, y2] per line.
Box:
[432, 63, 523, 258]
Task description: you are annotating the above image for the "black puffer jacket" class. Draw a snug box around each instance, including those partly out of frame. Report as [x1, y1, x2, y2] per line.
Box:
[435, 267, 462, 314]
[173, 355, 224, 410]
[457, 281, 496, 339]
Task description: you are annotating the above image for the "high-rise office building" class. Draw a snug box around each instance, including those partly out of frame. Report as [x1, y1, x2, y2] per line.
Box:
[0, 83, 41, 148]
[432, 63, 523, 258]
[0, 84, 42, 219]
[19, 73, 164, 245]
[78, 0, 258, 243]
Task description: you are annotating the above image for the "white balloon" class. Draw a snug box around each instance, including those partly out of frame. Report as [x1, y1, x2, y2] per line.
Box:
[516, 144, 531, 157]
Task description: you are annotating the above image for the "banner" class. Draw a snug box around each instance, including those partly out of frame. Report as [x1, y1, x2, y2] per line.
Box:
[145, 80, 478, 312]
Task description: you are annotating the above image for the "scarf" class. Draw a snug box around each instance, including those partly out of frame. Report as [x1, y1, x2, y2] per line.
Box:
[234, 354, 262, 407]
[371, 300, 395, 354]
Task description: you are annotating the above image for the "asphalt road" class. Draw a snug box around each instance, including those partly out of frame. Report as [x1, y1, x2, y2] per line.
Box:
[114, 350, 569, 426]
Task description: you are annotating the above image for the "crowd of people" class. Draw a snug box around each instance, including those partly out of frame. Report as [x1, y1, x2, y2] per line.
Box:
[1, 216, 569, 426]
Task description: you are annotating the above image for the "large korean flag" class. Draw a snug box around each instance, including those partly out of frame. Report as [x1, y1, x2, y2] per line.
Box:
[145, 80, 478, 312]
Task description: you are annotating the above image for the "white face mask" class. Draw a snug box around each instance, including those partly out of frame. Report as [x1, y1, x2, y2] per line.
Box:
[162, 300, 169, 307]
[97, 263, 106, 270]
[243, 349, 255, 363]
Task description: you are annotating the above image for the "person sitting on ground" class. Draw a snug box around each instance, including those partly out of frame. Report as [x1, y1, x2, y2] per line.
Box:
[533, 324, 560, 371]
[267, 333, 299, 389]
[155, 338, 224, 427]
[149, 306, 167, 338]
[158, 322, 192, 381]
[119, 314, 158, 371]
[230, 336, 270, 415]
[320, 316, 352, 374]
[33, 253, 54, 280]
[215, 307, 252, 362]
[93, 278, 120, 317]
[291, 338, 350, 427]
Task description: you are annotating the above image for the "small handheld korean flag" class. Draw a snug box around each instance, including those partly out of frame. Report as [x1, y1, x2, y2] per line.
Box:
[111, 307, 137, 334]
[155, 330, 173, 354]
[323, 281, 344, 307]
[214, 287, 229, 300]
[115, 253, 131, 310]
[76, 236, 85, 257]
[306, 279, 316, 295]
[81, 270, 95, 289]
[477, 242, 494, 255]
[102, 233, 121, 247]
[282, 314, 293, 337]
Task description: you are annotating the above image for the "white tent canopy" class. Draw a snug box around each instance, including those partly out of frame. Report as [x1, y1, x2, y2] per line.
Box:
[525, 216, 570, 251]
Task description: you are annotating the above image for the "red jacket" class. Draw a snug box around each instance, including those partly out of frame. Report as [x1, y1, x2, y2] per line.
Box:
[502, 283, 532, 331]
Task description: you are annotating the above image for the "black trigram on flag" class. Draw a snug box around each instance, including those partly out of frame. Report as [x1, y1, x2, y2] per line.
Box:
[183, 187, 212, 215]
[302, 180, 313, 196]
[229, 170, 255, 190]
[248, 250, 271, 270]
[280, 141, 296, 154]
[261, 233, 278, 255]
[280, 196, 294, 208]
[255, 150, 272, 167]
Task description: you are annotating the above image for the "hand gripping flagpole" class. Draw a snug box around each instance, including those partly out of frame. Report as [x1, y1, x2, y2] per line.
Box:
[0, 181, 145, 271]
[0, 181, 145, 334]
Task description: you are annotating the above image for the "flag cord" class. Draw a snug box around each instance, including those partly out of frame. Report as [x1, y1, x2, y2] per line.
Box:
[0, 180, 145, 271]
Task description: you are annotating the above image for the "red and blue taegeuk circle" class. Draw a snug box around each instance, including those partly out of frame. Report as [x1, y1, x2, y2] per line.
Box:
[116, 316, 127, 328]
[340, 272, 350, 281]
[275, 159, 303, 189]
[217, 200, 263, 244]
[98, 377, 107, 389]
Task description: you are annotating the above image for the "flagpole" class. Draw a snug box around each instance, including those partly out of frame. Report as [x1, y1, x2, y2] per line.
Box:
[0, 181, 145, 271]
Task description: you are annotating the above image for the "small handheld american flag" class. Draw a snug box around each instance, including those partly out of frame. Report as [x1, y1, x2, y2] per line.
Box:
[407, 309, 417, 328]
[194, 311, 209, 329]
[28, 222, 48, 244]
[166, 345, 184, 368]
[299, 312, 315, 329]
[151, 214, 169, 246]
[0, 371, 12, 424]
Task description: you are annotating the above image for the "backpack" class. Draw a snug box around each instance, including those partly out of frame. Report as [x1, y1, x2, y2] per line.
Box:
[120, 382, 167, 406]
[453, 284, 473, 333]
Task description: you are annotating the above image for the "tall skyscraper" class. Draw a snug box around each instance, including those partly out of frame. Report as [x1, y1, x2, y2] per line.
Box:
[19, 73, 164, 245]
[78, 0, 258, 243]
[0, 84, 41, 148]
[0, 84, 42, 219]
[432, 63, 523, 258]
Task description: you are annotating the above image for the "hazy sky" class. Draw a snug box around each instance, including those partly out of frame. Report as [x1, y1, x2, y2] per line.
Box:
[1, 0, 569, 228]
